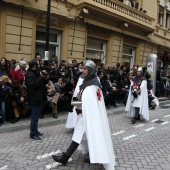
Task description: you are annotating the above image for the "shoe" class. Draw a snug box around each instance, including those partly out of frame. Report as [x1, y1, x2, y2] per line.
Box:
[30, 135, 41, 140]
[131, 118, 136, 124]
[36, 131, 44, 136]
[39, 114, 45, 119]
[52, 152, 70, 166]
[9, 119, 16, 124]
[84, 158, 90, 163]
[113, 104, 117, 108]
[14, 117, 20, 123]
[2, 121, 7, 125]
[53, 113, 58, 119]
[136, 116, 140, 120]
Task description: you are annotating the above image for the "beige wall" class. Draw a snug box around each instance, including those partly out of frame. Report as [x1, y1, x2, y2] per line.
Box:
[68, 21, 86, 63]
[4, 6, 35, 61]
[0, 0, 169, 68]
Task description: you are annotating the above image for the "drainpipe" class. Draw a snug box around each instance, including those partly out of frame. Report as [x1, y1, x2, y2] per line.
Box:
[19, 6, 24, 51]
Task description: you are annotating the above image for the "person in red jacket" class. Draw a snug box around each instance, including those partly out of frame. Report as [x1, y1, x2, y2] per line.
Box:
[12, 60, 28, 85]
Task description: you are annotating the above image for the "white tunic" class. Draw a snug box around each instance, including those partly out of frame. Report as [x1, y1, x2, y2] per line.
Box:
[81, 85, 116, 170]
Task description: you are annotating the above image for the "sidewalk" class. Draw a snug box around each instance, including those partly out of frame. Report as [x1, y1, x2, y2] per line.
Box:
[0, 97, 169, 134]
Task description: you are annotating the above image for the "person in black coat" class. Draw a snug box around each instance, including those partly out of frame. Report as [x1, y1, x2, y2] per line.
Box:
[60, 77, 78, 111]
[25, 59, 47, 140]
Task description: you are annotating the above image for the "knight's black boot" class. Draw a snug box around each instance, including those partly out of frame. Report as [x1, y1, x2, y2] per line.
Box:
[52, 141, 79, 165]
[52, 153, 70, 165]
[131, 118, 136, 124]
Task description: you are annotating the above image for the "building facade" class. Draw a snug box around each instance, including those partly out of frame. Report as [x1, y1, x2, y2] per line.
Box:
[0, 0, 170, 68]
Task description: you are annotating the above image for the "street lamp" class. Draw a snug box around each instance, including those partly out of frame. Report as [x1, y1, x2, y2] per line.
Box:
[44, 0, 51, 66]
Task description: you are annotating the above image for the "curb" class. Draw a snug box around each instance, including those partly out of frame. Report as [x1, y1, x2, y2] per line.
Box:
[0, 99, 170, 134]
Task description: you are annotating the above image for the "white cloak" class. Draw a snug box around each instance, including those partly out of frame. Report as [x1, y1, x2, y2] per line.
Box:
[65, 77, 83, 128]
[125, 80, 149, 120]
[81, 85, 115, 170]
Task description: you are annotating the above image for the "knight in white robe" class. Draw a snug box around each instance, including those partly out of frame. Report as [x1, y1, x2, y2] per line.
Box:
[52, 60, 116, 170]
[125, 67, 149, 124]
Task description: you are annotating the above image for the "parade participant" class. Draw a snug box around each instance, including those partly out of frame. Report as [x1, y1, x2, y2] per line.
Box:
[65, 75, 84, 129]
[125, 67, 149, 124]
[52, 60, 115, 170]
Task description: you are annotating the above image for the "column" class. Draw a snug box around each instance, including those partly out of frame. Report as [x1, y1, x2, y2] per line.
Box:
[163, 5, 168, 29]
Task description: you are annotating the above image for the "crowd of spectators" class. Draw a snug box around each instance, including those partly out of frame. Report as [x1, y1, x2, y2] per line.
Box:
[0, 52, 170, 126]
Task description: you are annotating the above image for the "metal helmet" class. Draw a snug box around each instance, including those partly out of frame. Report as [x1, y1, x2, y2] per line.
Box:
[83, 60, 96, 70]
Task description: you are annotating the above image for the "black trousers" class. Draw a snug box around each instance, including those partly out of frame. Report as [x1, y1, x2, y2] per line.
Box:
[134, 107, 140, 119]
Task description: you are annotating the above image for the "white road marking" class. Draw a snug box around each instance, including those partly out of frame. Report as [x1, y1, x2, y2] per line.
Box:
[161, 121, 169, 125]
[151, 119, 159, 122]
[112, 130, 125, 136]
[0, 166, 8, 170]
[37, 150, 60, 160]
[164, 115, 170, 118]
[123, 134, 136, 141]
[145, 127, 155, 132]
[134, 124, 145, 128]
[46, 158, 72, 169]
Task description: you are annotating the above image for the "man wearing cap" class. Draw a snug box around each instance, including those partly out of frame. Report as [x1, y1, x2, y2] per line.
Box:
[52, 60, 115, 170]
[125, 67, 149, 124]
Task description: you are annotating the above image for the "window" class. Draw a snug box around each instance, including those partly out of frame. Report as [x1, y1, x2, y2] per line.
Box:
[122, 45, 135, 69]
[86, 37, 106, 65]
[36, 27, 61, 62]
[159, 5, 164, 27]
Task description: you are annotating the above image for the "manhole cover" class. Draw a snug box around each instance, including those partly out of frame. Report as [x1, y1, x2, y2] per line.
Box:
[154, 120, 164, 123]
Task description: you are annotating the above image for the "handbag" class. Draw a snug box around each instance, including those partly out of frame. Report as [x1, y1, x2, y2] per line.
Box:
[152, 97, 159, 106]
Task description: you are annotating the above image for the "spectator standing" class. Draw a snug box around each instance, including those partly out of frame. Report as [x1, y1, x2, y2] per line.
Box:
[0, 58, 11, 77]
[25, 59, 47, 140]
[50, 51, 58, 63]
[72, 60, 79, 77]
[35, 53, 41, 63]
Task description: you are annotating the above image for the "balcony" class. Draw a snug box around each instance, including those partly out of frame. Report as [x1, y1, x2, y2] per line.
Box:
[76, 0, 155, 34]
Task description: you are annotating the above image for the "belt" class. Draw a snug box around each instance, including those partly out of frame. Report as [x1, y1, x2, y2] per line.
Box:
[75, 108, 82, 115]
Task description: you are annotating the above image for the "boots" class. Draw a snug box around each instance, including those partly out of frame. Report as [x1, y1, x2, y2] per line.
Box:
[131, 118, 136, 124]
[52, 141, 79, 165]
[52, 152, 70, 165]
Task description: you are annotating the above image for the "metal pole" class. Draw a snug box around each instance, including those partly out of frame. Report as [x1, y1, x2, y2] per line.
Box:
[44, 0, 51, 64]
